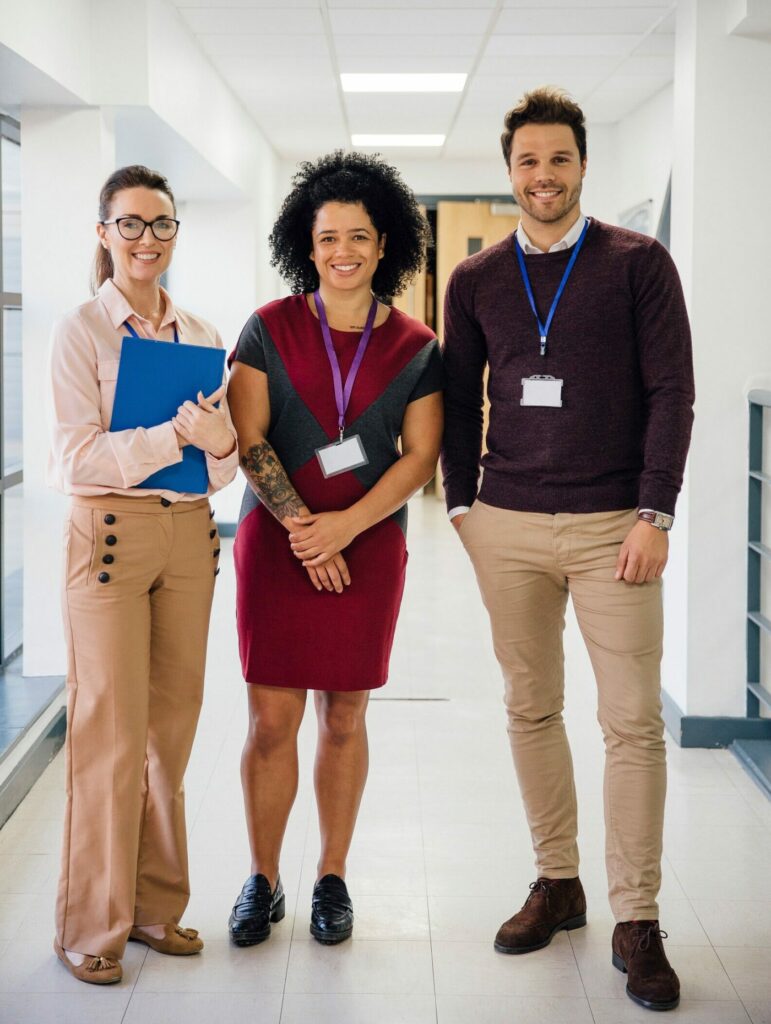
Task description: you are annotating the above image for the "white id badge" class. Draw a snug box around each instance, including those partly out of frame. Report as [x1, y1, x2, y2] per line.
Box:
[520, 374, 563, 408]
[315, 434, 369, 478]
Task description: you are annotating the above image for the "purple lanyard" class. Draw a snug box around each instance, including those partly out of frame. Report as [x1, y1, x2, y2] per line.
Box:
[313, 290, 377, 440]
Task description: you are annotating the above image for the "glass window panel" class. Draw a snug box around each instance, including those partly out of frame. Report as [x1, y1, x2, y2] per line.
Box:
[1, 136, 21, 293]
[2, 483, 23, 659]
[2, 306, 22, 474]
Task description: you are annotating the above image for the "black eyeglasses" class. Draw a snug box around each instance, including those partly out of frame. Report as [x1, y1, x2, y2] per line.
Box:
[101, 216, 180, 241]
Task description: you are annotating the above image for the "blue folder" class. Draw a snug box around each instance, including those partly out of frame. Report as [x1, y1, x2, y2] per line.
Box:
[111, 336, 226, 494]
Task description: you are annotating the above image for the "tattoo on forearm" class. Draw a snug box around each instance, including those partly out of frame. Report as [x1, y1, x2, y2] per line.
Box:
[241, 441, 305, 521]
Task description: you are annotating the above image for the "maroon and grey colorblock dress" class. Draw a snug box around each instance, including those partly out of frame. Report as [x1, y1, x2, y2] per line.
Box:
[231, 294, 443, 692]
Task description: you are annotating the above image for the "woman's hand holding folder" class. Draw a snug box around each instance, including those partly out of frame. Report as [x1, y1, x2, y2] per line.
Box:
[172, 384, 235, 459]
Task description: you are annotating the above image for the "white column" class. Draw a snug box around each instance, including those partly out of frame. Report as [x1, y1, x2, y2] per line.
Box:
[21, 106, 115, 676]
[666, 0, 771, 717]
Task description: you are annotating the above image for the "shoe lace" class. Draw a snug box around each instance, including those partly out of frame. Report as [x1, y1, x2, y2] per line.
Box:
[85, 955, 118, 972]
[632, 922, 668, 953]
[525, 878, 553, 908]
[174, 926, 199, 941]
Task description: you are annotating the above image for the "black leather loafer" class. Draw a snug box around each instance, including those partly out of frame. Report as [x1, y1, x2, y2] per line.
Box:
[228, 874, 285, 946]
[310, 874, 353, 944]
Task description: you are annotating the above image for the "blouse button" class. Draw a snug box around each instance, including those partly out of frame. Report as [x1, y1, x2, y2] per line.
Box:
[105, 535, 117, 546]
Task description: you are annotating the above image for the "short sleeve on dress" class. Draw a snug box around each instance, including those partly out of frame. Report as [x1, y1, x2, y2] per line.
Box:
[232, 313, 267, 372]
[408, 340, 445, 403]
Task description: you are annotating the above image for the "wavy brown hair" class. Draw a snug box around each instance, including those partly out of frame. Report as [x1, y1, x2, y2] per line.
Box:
[91, 165, 176, 294]
[500, 86, 587, 166]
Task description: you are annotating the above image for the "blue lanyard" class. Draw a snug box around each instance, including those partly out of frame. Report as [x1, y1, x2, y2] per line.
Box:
[123, 319, 180, 344]
[513, 219, 589, 356]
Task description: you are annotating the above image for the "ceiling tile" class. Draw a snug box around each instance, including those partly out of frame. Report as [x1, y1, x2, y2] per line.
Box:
[502, 0, 671, 6]
[210, 53, 335, 80]
[345, 92, 459, 134]
[338, 55, 475, 73]
[180, 7, 324, 34]
[634, 32, 675, 55]
[173, 0, 318, 7]
[485, 33, 643, 56]
[328, 0, 496, 6]
[329, 8, 493, 35]
[467, 72, 606, 98]
[334, 33, 481, 57]
[198, 33, 327, 57]
[475, 53, 621, 77]
[618, 53, 674, 76]
[496, 6, 669, 35]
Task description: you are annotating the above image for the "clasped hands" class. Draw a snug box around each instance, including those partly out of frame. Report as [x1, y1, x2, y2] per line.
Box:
[172, 385, 235, 459]
[289, 511, 357, 595]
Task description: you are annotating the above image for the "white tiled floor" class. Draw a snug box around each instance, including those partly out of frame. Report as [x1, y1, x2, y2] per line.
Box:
[1, 495, 770, 1023]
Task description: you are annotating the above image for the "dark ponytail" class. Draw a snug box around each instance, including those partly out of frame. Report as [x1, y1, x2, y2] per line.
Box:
[91, 165, 176, 294]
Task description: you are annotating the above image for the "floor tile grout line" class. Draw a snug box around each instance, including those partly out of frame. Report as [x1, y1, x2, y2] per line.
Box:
[279, 742, 317, 1020]
[712, 944, 758, 1021]
[413, 700, 441, 1023]
[118, 944, 148, 1023]
[567, 929, 600, 1023]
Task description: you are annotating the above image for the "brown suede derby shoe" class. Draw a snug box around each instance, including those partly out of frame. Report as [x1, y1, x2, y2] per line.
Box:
[612, 920, 680, 1012]
[494, 876, 586, 954]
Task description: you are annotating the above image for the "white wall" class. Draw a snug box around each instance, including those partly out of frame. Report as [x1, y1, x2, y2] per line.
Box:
[613, 84, 673, 236]
[21, 108, 116, 677]
[669, 0, 771, 718]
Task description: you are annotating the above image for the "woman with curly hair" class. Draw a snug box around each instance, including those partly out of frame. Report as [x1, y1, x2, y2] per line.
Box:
[226, 151, 443, 945]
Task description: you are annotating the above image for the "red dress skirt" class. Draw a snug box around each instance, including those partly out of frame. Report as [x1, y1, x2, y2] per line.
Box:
[231, 295, 443, 692]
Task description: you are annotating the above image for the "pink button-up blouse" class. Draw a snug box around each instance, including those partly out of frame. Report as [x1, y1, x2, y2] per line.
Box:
[47, 279, 239, 500]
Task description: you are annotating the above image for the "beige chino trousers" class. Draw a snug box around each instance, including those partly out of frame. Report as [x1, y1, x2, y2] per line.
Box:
[56, 494, 219, 959]
[460, 501, 666, 922]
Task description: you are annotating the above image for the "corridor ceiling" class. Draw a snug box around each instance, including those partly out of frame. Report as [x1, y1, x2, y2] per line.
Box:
[171, 0, 676, 160]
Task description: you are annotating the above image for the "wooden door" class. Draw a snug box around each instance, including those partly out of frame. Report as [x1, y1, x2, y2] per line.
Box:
[392, 204, 428, 325]
[436, 201, 519, 343]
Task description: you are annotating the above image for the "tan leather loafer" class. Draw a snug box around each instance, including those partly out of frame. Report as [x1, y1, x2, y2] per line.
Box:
[54, 939, 122, 985]
[129, 923, 204, 955]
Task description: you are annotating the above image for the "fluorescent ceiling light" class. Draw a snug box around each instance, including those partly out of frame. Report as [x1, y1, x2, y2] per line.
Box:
[341, 73, 466, 93]
[352, 134, 445, 147]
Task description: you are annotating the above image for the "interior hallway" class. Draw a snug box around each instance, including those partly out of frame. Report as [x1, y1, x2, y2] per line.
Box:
[0, 495, 769, 1024]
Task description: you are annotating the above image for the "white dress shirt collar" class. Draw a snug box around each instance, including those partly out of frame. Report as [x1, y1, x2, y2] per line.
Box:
[516, 213, 588, 254]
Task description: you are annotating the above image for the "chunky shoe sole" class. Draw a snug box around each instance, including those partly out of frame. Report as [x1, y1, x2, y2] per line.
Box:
[309, 922, 353, 945]
[612, 951, 681, 1011]
[229, 895, 286, 947]
[494, 912, 587, 954]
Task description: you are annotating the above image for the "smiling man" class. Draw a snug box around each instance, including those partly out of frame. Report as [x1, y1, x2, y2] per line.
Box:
[440, 87, 694, 1012]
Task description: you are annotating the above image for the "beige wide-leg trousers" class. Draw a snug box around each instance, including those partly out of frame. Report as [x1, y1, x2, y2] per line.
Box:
[460, 501, 666, 922]
[56, 494, 219, 959]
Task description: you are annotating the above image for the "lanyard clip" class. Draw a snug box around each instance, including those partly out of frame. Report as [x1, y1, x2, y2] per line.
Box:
[339, 425, 344, 443]
[540, 335, 547, 357]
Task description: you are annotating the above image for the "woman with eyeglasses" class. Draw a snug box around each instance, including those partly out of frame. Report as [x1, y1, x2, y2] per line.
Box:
[47, 164, 238, 984]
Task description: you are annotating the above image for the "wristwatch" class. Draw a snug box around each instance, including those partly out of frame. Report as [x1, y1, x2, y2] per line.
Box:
[637, 509, 674, 531]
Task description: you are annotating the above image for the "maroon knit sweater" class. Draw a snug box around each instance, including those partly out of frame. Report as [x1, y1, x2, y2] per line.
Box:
[440, 220, 694, 516]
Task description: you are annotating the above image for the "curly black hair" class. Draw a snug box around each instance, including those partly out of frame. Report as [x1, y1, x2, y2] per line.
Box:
[269, 150, 430, 299]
